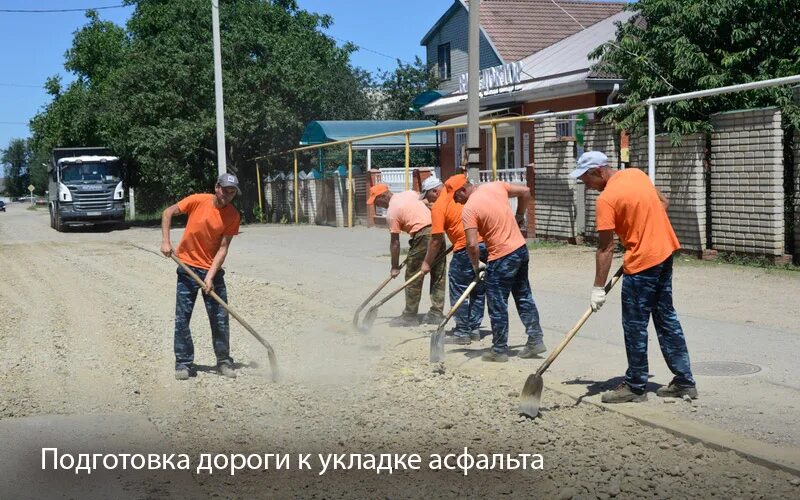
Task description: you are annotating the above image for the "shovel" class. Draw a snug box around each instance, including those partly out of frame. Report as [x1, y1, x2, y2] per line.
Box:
[169, 254, 280, 382]
[429, 270, 485, 362]
[130, 243, 280, 381]
[519, 266, 623, 418]
[358, 245, 453, 333]
[352, 260, 407, 328]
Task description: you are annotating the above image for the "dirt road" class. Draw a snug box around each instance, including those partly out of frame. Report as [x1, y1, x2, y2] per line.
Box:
[1, 206, 798, 498]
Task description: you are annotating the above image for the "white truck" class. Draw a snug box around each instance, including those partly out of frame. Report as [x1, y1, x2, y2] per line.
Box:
[48, 147, 125, 231]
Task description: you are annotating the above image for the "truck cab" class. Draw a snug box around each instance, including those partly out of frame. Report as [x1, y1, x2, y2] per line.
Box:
[48, 147, 125, 231]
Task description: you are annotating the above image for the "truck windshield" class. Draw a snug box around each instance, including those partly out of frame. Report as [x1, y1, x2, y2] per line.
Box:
[61, 163, 121, 183]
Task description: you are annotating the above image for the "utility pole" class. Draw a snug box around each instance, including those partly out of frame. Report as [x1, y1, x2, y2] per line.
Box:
[466, 0, 481, 181]
[211, 0, 227, 175]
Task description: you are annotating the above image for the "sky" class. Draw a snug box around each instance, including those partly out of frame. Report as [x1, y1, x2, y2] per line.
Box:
[0, 0, 453, 150]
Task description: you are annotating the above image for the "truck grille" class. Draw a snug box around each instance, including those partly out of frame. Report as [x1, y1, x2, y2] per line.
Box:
[74, 191, 113, 211]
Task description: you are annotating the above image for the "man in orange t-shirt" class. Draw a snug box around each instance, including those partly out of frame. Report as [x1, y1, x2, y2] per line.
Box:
[161, 173, 241, 380]
[420, 175, 487, 345]
[367, 183, 445, 326]
[571, 151, 696, 404]
[451, 177, 546, 362]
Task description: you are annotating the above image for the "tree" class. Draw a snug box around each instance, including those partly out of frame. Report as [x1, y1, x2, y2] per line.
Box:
[591, 0, 800, 138]
[1, 139, 30, 197]
[376, 56, 439, 120]
[30, 1, 375, 213]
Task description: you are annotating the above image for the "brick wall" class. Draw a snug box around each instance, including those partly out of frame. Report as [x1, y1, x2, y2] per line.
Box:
[709, 108, 784, 256]
[532, 117, 578, 239]
[628, 133, 707, 252]
[794, 88, 800, 263]
[582, 120, 620, 239]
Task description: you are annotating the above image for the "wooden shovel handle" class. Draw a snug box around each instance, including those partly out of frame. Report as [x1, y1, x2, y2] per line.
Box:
[534, 266, 624, 377]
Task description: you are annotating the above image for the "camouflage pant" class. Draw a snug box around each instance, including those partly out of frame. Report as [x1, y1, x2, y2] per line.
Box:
[174, 265, 233, 369]
[621, 255, 695, 392]
[449, 244, 487, 337]
[485, 245, 543, 353]
[404, 227, 446, 316]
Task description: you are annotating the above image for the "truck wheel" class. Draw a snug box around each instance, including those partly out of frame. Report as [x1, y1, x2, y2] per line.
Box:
[55, 212, 64, 232]
[49, 207, 55, 229]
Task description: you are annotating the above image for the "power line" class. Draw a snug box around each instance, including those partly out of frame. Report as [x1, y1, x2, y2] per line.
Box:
[0, 4, 125, 13]
[327, 34, 411, 66]
[0, 83, 41, 88]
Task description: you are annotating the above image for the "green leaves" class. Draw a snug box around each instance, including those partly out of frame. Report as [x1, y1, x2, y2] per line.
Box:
[29, 0, 375, 211]
[593, 0, 800, 140]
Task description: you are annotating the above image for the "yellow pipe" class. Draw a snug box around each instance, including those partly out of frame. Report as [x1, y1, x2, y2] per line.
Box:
[347, 142, 353, 228]
[255, 162, 264, 222]
[404, 132, 410, 190]
[293, 152, 299, 224]
[251, 103, 624, 160]
[491, 123, 498, 181]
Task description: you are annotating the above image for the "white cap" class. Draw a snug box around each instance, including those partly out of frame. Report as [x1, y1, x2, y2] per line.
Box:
[419, 176, 443, 199]
[570, 151, 609, 178]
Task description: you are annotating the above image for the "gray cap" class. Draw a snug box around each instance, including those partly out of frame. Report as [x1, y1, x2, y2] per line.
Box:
[217, 172, 240, 194]
[419, 175, 443, 200]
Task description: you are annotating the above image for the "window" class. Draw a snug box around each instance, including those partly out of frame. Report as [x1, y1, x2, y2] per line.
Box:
[437, 43, 451, 80]
[495, 136, 516, 169]
[454, 127, 467, 167]
[555, 116, 575, 139]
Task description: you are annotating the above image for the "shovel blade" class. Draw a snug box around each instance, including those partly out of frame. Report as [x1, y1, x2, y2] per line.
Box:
[519, 373, 544, 418]
[429, 324, 446, 362]
[267, 348, 280, 383]
[359, 306, 379, 333]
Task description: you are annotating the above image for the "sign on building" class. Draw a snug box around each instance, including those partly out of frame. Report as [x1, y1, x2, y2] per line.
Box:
[458, 61, 523, 94]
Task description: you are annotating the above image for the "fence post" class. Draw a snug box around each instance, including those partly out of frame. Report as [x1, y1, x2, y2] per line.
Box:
[293, 152, 299, 224]
[491, 122, 498, 181]
[404, 131, 410, 190]
[347, 142, 353, 228]
[255, 162, 264, 222]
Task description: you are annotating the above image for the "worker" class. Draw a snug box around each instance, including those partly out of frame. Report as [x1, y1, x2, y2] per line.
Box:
[451, 177, 546, 362]
[367, 183, 446, 326]
[420, 174, 487, 344]
[571, 151, 697, 403]
[161, 173, 241, 380]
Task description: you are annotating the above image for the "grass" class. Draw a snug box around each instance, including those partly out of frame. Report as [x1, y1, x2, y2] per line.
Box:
[527, 239, 569, 250]
[675, 251, 799, 275]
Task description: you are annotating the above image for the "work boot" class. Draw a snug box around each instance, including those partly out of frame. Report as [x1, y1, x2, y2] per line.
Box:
[518, 340, 547, 359]
[218, 362, 237, 379]
[601, 384, 647, 403]
[444, 335, 471, 345]
[481, 350, 509, 363]
[469, 329, 481, 342]
[389, 314, 420, 327]
[656, 383, 698, 399]
[422, 310, 446, 325]
[175, 364, 195, 381]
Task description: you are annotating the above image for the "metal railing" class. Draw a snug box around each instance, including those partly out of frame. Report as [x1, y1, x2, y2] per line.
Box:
[478, 167, 526, 184]
[252, 74, 800, 227]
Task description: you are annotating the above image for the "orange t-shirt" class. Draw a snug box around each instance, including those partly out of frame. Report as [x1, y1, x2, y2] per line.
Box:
[176, 194, 240, 269]
[461, 182, 526, 261]
[596, 168, 680, 274]
[386, 190, 431, 235]
[431, 191, 482, 252]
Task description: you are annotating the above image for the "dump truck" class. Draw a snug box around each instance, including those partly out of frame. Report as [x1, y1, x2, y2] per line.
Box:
[48, 147, 125, 231]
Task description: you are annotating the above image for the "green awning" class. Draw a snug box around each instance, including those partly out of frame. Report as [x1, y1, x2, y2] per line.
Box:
[411, 90, 447, 111]
[299, 120, 439, 149]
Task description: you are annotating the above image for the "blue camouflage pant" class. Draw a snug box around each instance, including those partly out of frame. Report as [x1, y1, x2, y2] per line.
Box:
[449, 244, 488, 338]
[485, 245, 544, 353]
[174, 265, 233, 369]
[621, 255, 695, 392]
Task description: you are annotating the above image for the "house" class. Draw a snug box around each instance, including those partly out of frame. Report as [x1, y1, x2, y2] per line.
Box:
[420, 0, 630, 179]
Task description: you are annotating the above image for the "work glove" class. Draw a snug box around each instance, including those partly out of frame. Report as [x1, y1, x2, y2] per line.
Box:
[590, 286, 606, 312]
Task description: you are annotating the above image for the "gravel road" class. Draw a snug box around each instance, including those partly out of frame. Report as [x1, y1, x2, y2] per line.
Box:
[1, 206, 798, 498]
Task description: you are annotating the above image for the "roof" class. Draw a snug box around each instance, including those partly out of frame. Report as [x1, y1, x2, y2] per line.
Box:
[299, 121, 439, 150]
[422, 0, 627, 62]
[421, 11, 632, 116]
[57, 155, 119, 164]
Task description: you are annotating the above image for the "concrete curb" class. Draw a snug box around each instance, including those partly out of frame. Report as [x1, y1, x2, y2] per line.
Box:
[546, 380, 800, 477]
